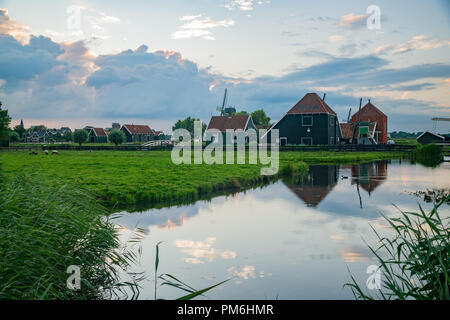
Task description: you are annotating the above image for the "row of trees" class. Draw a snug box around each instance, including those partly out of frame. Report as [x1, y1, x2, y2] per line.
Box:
[0, 101, 11, 147]
[171, 109, 271, 136]
[72, 129, 125, 146]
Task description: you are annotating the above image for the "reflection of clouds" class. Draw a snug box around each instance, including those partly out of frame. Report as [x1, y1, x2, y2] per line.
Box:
[175, 237, 237, 264]
[339, 246, 371, 263]
[329, 234, 343, 242]
[227, 266, 271, 284]
[113, 203, 202, 231]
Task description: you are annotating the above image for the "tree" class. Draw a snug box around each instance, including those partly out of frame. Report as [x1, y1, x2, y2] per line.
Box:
[233, 111, 248, 116]
[9, 131, 20, 143]
[73, 129, 88, 146]
[14, 125, 26, 139]
[108, 129, 125, 146]
[63, 131, 73, 142]
[172, 117, 206, 137]
[251, 109, 271, 127]
[0, 101, 11, 147]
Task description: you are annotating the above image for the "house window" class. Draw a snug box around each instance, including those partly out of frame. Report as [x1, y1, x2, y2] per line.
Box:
[330, 137, 334, 145]
[302, 116, 313, 126]
[280, 137, 287, 146]
[301, 137, 313, 145]
[330, 117, 334, 126]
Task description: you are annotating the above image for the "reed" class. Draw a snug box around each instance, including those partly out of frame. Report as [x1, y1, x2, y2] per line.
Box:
[0, 173, 143, 299]
[345, 197, 450, 300]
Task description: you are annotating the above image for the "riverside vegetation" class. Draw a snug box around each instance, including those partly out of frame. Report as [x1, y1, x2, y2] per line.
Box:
[0, 149, 405, 299]
[0, 150, 402, 210]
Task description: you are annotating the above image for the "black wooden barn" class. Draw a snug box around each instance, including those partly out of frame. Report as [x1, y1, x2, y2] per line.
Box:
[263, 93, 341, 145]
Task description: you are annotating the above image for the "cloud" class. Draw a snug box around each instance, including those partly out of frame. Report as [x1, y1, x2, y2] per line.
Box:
[338, 13, 368, 28]
[175, 237, 237, 264]
[0, 8, 30, 43]
[224, 0, 255, 11]
[172, 14, 234, 40]
[328, 35, 343, 43]
[375, 35, 450, 55]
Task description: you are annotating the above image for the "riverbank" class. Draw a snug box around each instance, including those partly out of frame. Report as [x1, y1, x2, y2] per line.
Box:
[0, 150, 403, 210]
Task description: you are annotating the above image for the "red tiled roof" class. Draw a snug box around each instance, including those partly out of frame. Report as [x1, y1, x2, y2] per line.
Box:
[207, 115, 250, 132]
[92, 128, 107, 137]
[351, 102, 386, 121]
[122, 124, 152, 134]
[287, 93, 337, 116]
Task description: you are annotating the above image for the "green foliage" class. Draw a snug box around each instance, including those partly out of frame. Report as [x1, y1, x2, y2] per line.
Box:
[73, 129, 88, 146]
[0, 174, 143, 299]
[345, 198, 450, 300]
[251, 109, 271, 126]
[233, 111, 248, 116]
[0, 101, 11, 146]
[172, 117, 206, 137]
[13, 124, 26, 139]
[108, 129, 125, 146]
[390, 131, 423, 139]
[9, 131, 20, 143]
[63, 131, 73, 142]
[0, 151, 401, 210]
[411, 143, 443, 167]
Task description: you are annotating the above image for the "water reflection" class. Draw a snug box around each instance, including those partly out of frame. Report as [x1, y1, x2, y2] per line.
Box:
[284, 165, 339, 207]
[115, 160, 450, 299]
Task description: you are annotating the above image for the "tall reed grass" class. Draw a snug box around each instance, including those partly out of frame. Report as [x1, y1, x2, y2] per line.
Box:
[0, 173, 143, 299]
[345, 197, 450, 300]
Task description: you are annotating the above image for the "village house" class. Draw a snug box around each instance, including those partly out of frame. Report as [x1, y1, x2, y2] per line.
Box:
[416, 131, 450, 145]
[344, 100, 388, 145]
[206, 114, 257, 144]
[120, 124, 154, 143]
[88, 128, 108, 143]
[263, 92, 341, 146]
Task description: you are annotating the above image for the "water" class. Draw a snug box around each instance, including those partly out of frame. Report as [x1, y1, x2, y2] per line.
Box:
[114, 160, 450, 300]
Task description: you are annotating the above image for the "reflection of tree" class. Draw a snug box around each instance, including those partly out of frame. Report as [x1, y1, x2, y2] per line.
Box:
[351, 161, 388, 196]
[285, 165, 339, 207]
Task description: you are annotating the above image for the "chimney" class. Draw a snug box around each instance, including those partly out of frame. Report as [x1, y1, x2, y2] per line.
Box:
[322, 93, 326, 101]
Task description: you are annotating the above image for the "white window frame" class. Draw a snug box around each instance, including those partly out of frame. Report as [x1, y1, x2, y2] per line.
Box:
[302, 115, 313, 126]
[280, 137, 287, 146]
[301, 137, 313, 145]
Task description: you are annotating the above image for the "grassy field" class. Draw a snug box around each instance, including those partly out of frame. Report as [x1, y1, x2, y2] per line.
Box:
[392, 138, 420, 146]
[0, 150, 403, 210]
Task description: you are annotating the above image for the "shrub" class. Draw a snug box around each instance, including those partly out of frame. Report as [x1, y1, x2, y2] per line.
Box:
[73, 129, 88, 147]
[108, 129, 125, 147]
[411, 143, 443, 167]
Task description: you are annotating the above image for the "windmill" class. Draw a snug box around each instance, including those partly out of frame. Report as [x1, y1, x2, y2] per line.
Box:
[347, 108, 352, 123]
[216, 88, 228, 116]
[216, 88, 236, 116]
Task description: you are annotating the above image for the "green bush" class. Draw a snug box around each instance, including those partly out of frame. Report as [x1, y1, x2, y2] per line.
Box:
[411, 143, 443, 167]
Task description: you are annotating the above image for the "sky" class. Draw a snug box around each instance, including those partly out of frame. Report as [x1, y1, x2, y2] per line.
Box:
[0, 0, 449, 133]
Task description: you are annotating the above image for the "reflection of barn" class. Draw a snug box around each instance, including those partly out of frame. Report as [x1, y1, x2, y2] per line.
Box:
[351, 161, 387, 195]
[286, 165, 339, 207]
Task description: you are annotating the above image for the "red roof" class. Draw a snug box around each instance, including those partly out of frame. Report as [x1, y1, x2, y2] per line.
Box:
[287, 93, 337, 116]
[122, 124, 152, 134]
[207, 115, 251, 132]
[92, 128, 107, 137]
[351, 102, 386, 122]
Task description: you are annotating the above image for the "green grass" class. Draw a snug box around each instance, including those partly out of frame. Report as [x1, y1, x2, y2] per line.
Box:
[0, 173, 143, 299]
[0, 150, 402, 210]
[411, 143, 443, 167]
[345, 197, 450, 300]
[393, 138, 420, 146]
